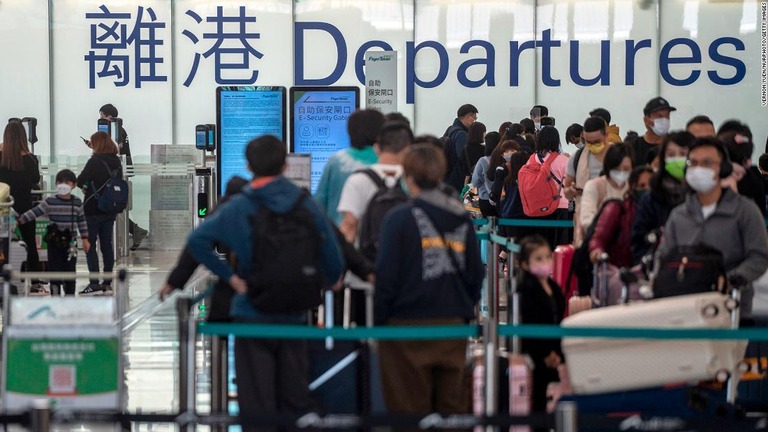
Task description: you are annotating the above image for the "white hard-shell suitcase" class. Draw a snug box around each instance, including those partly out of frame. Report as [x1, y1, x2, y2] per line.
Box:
[562, 292, 747, 395]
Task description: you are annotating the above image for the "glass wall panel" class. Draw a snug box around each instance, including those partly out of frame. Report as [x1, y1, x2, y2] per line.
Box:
[413, 1, 536, 136]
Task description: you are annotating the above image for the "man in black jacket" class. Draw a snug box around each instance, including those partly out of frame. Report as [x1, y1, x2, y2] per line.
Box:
[442, 104, 478, 192]
[99, 103, 148, 249]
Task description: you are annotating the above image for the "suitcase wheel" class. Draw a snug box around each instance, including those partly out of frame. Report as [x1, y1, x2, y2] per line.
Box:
[702, 303, 720, 318]
[715, 369, 731, 383]
[735, 360, 750, 374]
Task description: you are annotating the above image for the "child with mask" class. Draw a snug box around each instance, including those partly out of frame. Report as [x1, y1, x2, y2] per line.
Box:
[517, 234, 566, 414]
[16, 169, 90, 295]
[631, 131, 694, 264]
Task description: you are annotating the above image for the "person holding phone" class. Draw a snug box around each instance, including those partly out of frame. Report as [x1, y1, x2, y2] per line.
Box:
[98, 103, 148, 250]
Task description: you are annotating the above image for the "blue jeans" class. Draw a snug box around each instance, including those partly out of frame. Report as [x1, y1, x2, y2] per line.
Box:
[85, 214, 115, 285]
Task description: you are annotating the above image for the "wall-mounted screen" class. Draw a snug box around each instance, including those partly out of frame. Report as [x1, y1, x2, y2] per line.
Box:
[290, 86, 359, 193]
[217, 86, 286, 196]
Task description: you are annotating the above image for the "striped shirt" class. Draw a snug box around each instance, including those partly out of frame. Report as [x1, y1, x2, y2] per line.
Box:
[18, 195, 89, 239]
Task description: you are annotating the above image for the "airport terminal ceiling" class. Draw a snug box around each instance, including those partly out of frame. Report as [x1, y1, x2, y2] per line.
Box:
[0, 0, 765, 161]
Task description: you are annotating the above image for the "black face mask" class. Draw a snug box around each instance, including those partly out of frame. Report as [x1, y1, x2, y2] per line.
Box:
[634, 189, 648, 202]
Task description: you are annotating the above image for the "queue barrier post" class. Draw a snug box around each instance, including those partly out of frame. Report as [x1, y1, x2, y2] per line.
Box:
[30, 399, 50, 432]
[176, 296, 196, 432]
[483, 217, 499, 424]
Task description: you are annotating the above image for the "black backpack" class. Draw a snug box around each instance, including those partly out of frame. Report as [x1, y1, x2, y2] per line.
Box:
[358, 169, 408, 261]
[569, 198, 624, 296]
[245, 191, 323, 313]
[91, 160, 129, 214]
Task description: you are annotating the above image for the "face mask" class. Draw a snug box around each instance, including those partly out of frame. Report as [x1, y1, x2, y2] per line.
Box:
[651, 118, 671, 136]
[634, 189, 648, 202]
[399, 178, 411, 197]
[575, 142, 585, 150]
[529, 262, 552, 279]
[685, 166, 718, 193]
[665, 157, 687, 180]
[609, 170, 630, 186]
[56, 184, 72, 195]
[534, 122, 541, 130]
[587, 142, 605, 155]
[503, 153, 513, 162]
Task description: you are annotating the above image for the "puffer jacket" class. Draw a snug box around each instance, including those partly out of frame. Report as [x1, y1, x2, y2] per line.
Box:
[588, 198, 635, 269]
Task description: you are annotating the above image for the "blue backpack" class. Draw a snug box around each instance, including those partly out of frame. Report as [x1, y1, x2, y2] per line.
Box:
[92, 160, 129, 214]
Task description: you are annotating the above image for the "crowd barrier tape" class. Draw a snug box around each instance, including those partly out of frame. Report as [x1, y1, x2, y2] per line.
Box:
[475, 217, 768, 228]
[196, 322, 768, 342]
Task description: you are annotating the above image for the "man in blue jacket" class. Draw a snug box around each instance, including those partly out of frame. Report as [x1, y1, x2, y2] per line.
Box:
[187, 135, 344, 428]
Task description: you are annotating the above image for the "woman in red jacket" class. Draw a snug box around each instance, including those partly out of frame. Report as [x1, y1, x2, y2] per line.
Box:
[588, 166, 653, 269]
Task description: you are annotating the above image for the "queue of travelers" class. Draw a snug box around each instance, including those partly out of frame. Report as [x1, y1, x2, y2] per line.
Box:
[158, 98, 768, 428]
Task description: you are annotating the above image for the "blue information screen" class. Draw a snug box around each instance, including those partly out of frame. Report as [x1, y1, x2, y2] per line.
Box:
[290, 87, 359, 193]
[217, 86, 286, 196]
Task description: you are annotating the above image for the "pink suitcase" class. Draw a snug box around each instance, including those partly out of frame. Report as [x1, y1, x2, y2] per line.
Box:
[562, 292, 747, 395]
[553, 245, 578, 309]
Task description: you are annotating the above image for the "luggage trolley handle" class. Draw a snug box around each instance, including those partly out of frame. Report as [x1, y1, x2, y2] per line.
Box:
[725, 274, 746, 405]
[592, 253, 609, 307]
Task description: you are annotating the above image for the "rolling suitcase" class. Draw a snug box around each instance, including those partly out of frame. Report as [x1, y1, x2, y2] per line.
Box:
[553, 245, 577, 301]
[562, 292, 747, 395]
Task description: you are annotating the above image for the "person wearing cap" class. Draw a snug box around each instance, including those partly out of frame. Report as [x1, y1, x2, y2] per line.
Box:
[442, 104, 478, 192]
[98, 103, 148, 250]
[629, 97, 676, 167]
[589, 107, 622, 144]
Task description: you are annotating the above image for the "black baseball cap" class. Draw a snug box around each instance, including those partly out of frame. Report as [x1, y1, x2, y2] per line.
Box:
[643, 97, 676, 116]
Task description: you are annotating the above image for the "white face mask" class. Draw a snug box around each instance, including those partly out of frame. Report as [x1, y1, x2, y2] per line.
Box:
[651, 118, 671, 136]
[534, 122, 541, 131]
[56, 184, 72, 195]
[609, 170, 630, 186]
[503, 153, 513, 162]
[685, 166, 718, 193]
[575, 142, 585, 150]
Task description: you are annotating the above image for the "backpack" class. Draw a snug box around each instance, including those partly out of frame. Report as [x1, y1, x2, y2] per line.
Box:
[568, 198, 624, 296]
[91, 160, 129, 214]
[358, 169, 408, 261]
[571, 147, 585, 179]
[246, 191, 323, 313]
[441, 125, 464, 189]
[518, 153, 563, 217]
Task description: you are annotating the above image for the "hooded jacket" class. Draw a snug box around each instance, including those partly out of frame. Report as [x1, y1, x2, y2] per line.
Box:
[186, 176, 344, 317]
[606, 124, 622, 145]
[374, 189, 484, 324]
[658, 188, 768, 315]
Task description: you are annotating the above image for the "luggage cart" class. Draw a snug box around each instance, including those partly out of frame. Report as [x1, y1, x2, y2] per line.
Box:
[0, 267, 129, 416]
[0, 197, 13, 274]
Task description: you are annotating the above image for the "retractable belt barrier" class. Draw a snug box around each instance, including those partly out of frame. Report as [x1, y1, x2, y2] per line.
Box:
[197, 322, 768, 342]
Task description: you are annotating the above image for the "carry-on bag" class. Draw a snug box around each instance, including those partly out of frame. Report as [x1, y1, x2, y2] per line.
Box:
[562, 292, 747, 395]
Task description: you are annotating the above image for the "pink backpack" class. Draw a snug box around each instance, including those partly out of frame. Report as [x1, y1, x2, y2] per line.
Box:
[518, 153, 563, 217]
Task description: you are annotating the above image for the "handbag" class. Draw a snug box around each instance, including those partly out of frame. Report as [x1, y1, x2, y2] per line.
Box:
[653, 244, 726, 298]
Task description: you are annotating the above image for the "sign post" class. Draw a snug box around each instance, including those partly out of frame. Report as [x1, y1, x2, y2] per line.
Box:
[364, 51, 398, 114]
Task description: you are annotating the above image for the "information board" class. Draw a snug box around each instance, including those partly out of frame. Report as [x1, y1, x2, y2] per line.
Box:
[217, 86, 286, 196]
[290, 86, 359, 193]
